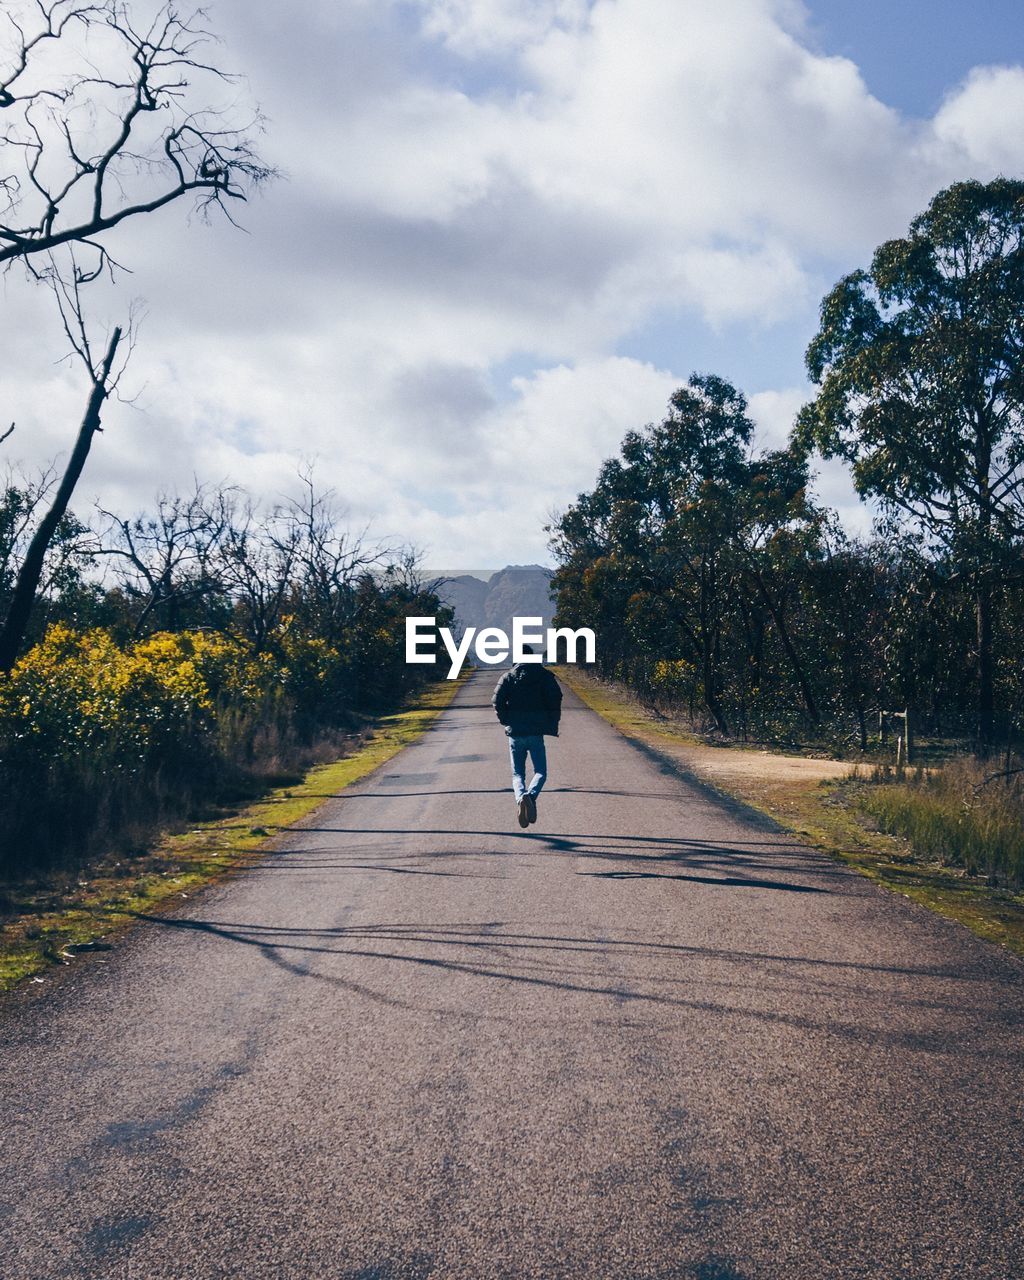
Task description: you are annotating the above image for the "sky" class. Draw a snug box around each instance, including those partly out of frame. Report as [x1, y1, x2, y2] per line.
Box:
[2, 0, 1024, 568]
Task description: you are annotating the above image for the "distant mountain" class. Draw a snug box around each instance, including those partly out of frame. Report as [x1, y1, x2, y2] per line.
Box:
[436, 565, 555, 636]
[437, 574, 490, 632]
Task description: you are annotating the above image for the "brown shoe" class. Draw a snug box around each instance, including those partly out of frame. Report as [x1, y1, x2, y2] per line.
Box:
[517, 797, 530, 828]
[525, 794, 537, 825]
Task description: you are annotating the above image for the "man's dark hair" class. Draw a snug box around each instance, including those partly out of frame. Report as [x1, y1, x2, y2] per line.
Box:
[521, 644, 534, 655]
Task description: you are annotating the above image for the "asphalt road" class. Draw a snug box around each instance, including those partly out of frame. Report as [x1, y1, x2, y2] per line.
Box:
[2, 671, 1023, 1280]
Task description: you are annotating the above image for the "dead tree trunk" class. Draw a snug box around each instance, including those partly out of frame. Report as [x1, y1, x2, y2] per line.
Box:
[0, 327, 121, 672]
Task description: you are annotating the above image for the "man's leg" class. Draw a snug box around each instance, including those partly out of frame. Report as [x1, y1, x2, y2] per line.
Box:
[526, 736, 547, 796]
[523, 736, 547, 824]
[508, 737, 528, 801]
[509, 737, 531, 827]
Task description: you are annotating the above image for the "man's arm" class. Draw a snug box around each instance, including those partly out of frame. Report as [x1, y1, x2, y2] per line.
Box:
[544, 671, 562, 727]
[493, 672, 512, 724]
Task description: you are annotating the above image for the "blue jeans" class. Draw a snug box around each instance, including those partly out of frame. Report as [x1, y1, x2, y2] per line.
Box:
[508, 734, 547, 802]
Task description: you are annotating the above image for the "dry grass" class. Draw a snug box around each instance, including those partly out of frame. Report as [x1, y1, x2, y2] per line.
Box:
[863, 758, 1024, 888]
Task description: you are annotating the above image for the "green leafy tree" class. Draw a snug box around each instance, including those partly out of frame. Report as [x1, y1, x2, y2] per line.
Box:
[797, 179, 1024, 743]
[553, 375, 824, 734]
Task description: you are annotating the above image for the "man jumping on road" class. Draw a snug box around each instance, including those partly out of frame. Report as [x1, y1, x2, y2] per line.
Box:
[492, 646, 562, 828]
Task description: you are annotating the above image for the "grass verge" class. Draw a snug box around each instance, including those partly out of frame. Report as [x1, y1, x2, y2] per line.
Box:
[0, 676, 464, 994]
[559, 667, 1024, 958]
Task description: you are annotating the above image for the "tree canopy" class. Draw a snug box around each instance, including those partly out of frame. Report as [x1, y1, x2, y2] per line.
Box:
[796, 178, 1024, 742]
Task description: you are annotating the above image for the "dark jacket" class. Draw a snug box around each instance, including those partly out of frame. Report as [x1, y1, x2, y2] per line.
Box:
[492, 663, 562, 737]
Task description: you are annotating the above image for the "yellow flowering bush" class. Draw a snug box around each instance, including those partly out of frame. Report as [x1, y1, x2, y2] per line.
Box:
[0, 626, 282, 769]
[134, 631, 279, 707]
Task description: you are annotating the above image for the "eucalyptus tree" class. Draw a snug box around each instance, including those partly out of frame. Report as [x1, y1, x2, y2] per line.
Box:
[552, 375, 824, 734]
[797, 179, 1024, 744]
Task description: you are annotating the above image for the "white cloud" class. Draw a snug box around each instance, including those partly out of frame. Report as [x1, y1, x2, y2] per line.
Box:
[932, 65, 1024, 175]
[407, 355, 681, 562]
[748, 387, 807, 450]
[494, 356, 678, 476]
[414, 0, 592, 56]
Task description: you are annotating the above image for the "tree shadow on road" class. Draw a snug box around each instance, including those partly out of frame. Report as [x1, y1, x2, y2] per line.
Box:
[275, 825, 844, 894]
[577, 869, 826, 892]
[121, 911, 1024, 1055]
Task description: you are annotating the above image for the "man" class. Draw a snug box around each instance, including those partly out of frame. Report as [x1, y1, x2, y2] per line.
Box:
[492, 646, 563, 828]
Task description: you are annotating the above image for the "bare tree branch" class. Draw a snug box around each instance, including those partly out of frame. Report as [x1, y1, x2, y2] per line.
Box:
[0, 1, 104, 109]
[95, 479, 235, 634]
[0, 0, 275, 274]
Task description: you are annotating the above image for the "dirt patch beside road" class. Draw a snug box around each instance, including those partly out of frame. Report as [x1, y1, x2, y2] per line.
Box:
[672, 743, 854, 784]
